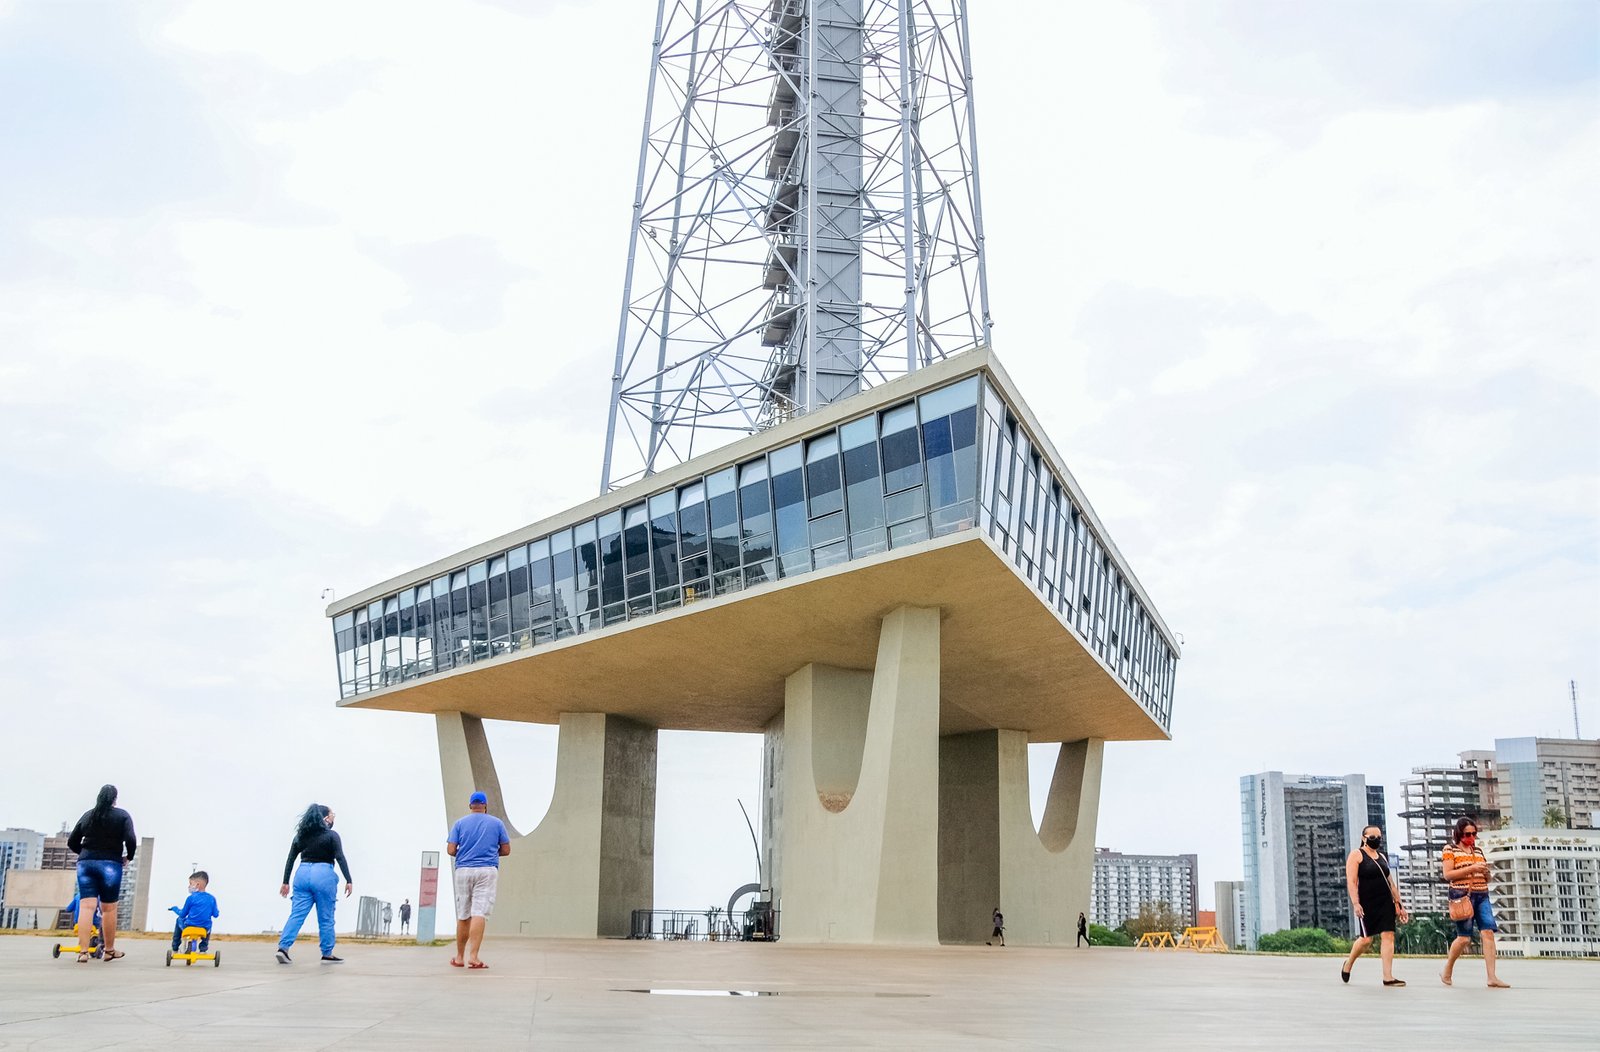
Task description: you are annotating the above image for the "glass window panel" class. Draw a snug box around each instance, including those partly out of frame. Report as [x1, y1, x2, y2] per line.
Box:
[809, 509, 845, 547]
[450, 571, 470, 666]
[397, 590, 415, 679]
[528, 539, 554, 644]
[771, 442, 807, 568]
[851, 527, 887, 559]
[813, 539, 848, 569]
[468, 561, 489, 657]
[842, 415, 884, 549]
[707, 468, 741, 594]
[488, 555, 510, 647]
[551, 530, 577, 638]
[597, 510, 624, 617]
[678, 481, 709, 590]
[885, 485, 925, 525]
[623, 502, 651, 578]
[413, 582, 434, 673]
[650, 491, 679, 596]
[353, 608, 370, 692]
[880, 402, 922, 493]
[804, 431, 843, 517]
[889, 518, 930, 549]
[508, 545, 530, 644]
[574, 520, 600, 632]
[431, 576, 451, 670]
[738, 457, 771, 537]
[919, 375, 979, 419]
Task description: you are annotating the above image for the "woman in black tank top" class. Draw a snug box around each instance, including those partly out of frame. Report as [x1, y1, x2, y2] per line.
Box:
[1340, 824, 1408, 986]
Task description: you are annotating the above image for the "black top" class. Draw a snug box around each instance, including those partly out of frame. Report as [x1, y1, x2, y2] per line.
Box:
[68, 807, 136, 863]
[1356, 849, 1392, 902]
[282, 827, 352, 884]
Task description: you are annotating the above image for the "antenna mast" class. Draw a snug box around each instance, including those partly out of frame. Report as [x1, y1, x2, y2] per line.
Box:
[1573, 680, 1582, 739]
[600, 0, 993, 492]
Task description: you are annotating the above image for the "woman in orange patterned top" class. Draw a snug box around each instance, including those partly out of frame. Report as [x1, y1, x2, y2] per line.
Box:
[1440, 817, 1509, 988]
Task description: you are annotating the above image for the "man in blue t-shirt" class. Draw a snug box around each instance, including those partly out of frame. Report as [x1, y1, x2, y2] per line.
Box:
[446, 791, 510, 969]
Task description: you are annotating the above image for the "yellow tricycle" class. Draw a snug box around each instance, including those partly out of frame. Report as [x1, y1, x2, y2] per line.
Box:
[166, 926, 220, 967]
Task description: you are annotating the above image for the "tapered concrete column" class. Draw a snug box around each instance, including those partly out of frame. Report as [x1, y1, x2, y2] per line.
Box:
[776, 605, 940, 944]
[938, 731, 1104, 945]
[435, 711, 656, 937]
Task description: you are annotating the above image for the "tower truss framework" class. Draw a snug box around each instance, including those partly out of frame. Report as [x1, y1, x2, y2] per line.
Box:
[601, 0, 993, 490]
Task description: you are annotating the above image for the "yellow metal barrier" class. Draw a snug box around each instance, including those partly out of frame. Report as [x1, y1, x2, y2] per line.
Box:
[1135, 931, 1176, 949]
[1177, 926, 1228, 952]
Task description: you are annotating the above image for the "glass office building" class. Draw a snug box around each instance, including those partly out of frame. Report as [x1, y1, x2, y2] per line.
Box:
[329, 363, 1178, 733]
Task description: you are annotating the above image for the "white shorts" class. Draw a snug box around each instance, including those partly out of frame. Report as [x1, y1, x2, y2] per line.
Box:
[453, 867, 498, 920]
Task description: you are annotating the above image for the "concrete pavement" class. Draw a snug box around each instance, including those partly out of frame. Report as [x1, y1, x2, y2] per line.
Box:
[1, 934, 1595, 1049]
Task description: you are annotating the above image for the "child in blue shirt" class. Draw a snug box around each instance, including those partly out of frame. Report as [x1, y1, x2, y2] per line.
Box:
[169, 871, 220, 952]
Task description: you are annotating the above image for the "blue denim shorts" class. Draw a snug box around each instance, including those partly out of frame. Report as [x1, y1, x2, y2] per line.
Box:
[1451, 890, 1497, 938]
[76, 859, 123, 904]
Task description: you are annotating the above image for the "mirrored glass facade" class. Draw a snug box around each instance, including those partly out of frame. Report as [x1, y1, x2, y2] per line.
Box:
[331, 371, 1177, 731]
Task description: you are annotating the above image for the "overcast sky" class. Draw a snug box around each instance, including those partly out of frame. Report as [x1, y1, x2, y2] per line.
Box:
[2, 0, 1596, 937]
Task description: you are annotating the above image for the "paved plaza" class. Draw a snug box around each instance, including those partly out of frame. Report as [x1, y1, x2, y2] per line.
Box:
[1, 933, 1595, 1049]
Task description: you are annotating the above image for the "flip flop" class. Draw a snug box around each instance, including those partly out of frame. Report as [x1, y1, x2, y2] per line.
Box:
[449, 958, 464, 967]
[1487, 979, 1510, 988]
[467, 961, 488, 970]
[1383, 979, 1406, 987]
[1439, 973, 1452, 987]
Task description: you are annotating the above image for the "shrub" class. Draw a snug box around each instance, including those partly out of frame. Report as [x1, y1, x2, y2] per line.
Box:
[1256, 927, 1341, 954]
[1088, 923, 1132, 947]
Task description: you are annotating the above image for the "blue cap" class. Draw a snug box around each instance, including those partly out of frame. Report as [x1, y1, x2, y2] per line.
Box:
[469, 791, 488, 806]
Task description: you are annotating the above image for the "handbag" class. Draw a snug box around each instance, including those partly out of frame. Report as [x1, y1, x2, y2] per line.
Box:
[1447, 889, 1473, 922]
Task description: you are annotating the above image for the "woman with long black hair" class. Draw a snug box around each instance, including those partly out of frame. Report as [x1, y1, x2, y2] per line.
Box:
[66, 784, 137, 963]
[274, 803, 353, 964]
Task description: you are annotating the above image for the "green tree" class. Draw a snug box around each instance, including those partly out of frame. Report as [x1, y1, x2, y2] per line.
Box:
[1087, 923, 1132, 947]
[1543, 805, 1569, 829]
[1396, 912, 1451, 955]
[1256, 927, 1341, 954]
[1118, 901, 1184, 941]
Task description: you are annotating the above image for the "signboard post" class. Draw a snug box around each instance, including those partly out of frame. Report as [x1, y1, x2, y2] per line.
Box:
[416, 851, 440, 944]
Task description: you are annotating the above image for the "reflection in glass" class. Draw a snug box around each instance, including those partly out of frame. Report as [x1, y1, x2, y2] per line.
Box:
[707, 468, 741, 595]
[842, 416, 885, 558]
[551, 530, 577, 638]
[598, 510, 624, 625]
[488, 555, 509, 651]
[528, 539, 554, 643]
[413, 582, 434, 674]
[880, 402, 922, 493]
[771, 443, 809, 578]
[574, 518, 600, 631]
[650, 490, 679, 607]
[507, 546, 529, 647]
[678, 482, 709, 601]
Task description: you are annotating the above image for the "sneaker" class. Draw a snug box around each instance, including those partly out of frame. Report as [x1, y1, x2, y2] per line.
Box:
[321, 955, 344, 964]
[275, 948, 291, 964]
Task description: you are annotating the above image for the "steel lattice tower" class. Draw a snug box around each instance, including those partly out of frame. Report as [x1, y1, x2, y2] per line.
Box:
[601, 0, 993, 491]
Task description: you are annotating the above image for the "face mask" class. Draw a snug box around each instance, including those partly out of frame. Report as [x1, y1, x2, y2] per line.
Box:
[1364, 835, 1381, 848]
[1462, 835, 1476, 845]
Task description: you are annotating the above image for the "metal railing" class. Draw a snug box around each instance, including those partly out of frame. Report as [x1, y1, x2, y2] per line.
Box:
[629, 906, 780, 942]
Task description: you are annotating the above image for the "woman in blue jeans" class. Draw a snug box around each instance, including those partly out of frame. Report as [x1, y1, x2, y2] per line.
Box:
[276, 804, 353, 964]
[67, 784, 137, 963]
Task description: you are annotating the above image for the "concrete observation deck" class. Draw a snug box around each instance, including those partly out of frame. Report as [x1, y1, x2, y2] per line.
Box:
[325, 349, 1180, 945]
[3, 935, 1595, 1049]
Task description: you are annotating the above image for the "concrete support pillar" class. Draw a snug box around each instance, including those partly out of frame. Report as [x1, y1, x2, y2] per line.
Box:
[938, 731, 1104, 945]
[776, 605, 940, 944]
[435, 711, 656, 937]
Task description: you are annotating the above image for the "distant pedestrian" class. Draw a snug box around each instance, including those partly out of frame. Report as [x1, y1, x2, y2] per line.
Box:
[383, 902, 393, 935]
[275, 804, 353, 965]
[1077, 912, 1089, 947]
[400, 899, 412, 934]
[987, 907, 1005, 946]
[1340, 825, 1407, 986]
[67, 785, 137, 963]
[1440, 818, 1509, 988]
[447, 791, 510, 969]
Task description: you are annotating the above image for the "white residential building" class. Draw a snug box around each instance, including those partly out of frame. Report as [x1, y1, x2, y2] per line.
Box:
[1480, 828, 1600, 958]
[1090, 849, 1198, 929]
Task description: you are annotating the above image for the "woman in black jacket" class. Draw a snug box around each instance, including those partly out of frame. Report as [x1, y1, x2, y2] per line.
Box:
[67, 785, 137, 962]
[274, 804, 353, 964]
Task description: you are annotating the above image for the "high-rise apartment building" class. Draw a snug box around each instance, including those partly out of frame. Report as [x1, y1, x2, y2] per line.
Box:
[1480, 827, 1600, 958]
[1240, 772, 1374, 948]
[1089, 849, 1198, 929]
[1495, 738, 1600, 830]
[1399, 763, 1499, 913]
[0, 828, 46, 929]
[1213, 880, 1247, 950]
